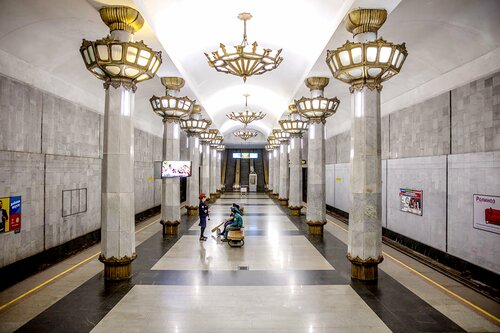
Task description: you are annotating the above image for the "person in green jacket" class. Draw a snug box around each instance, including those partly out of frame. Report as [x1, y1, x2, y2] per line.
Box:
[222, 206, 243, 241]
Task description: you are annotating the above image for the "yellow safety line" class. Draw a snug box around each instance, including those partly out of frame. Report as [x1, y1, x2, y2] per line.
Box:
[0, 218, 159, 312]
[326, 219, 500, 323]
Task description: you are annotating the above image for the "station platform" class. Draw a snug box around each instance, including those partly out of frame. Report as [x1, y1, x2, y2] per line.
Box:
[0, 193, 498, 332]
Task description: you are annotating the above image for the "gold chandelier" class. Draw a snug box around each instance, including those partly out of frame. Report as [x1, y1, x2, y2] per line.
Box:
[279, 104, 309, 135]
[180, 105, 211, 135]
[233, 129, 259, 141]
[227, 94, 266, 127]
[205, 12, 283, 82]
[267, 135, 280, 147]
[325, 9, 408, 92]
[272, 129, 290, 142]
[210, 135, 224, 146]
[200, 129, 219, 142]
[150, 77, 195, 121]
[80, 6, 162, 91]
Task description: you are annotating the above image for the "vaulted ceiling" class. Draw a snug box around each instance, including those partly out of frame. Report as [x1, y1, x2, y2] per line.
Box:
[1, 0, 499, 147]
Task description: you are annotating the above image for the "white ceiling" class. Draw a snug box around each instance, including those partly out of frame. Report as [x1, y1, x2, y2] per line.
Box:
[0, 0, 499, 145]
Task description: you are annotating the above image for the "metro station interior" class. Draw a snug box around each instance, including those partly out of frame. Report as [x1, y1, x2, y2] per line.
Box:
[0, 0, 499, 332]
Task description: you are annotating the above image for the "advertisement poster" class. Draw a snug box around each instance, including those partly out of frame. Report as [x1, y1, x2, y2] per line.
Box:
[161, 161, 192, 178]
[399, 188, 423, 216]
[0, 196, 21, 233]
[473, 194, 500, 234]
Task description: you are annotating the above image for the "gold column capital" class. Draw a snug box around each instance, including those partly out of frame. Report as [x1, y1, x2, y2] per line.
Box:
[345, 9, 387, 36]
[305, 77, 329, 91]
[99, 6, 144, 34]
[161, 77, 185, 91]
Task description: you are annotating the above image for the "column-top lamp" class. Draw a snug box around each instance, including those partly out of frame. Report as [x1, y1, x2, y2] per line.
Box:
[294, 77, 340, 123]
[150, 77, 195, 121]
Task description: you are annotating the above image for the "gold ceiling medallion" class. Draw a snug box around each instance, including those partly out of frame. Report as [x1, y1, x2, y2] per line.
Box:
[205, 12, 283, 82]
[226, 94, 266, 127]
[326, 9, 407, 92]
[150, 77, 195, 121]
[80, 6, 161, 92]
[233, 129, 259, 141]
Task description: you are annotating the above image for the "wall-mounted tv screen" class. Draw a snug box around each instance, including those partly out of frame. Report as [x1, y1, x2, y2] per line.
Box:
[161, 161, 192, 178]
[232, 152, 258, 159]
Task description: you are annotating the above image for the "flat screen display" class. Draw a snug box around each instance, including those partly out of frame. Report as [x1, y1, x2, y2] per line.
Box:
[232, 152, 258, 159]
[161, 161, 192, 178]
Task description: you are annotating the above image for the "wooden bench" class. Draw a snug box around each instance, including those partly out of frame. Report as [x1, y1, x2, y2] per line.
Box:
[227, 229, 244, 247]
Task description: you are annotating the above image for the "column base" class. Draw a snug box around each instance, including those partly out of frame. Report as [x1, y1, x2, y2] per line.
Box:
[160, 220, 180, 235]
[288, 206, 302, 216]
[347, 254, 384, 281]
[306, 220, 327, 235]
[99, 253, 137, 281]
[216, 190, 222, 198]
[272, 193, 279, 199]
[210, 193, 218, 202]
[186, 206, 198, 216]
[278, 198, 289, 206]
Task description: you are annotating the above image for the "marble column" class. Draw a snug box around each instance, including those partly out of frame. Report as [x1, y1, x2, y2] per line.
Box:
[160, 120, 181, 235]
[268, 150, 274, 195]
[201, 142, 211, 202]
[278, 140, 289, 206]
[216, 150, 222, 195]
[347, 28, 384, 281]
[99, 26, 137, 280]
[288, 134, 303, 215]
[305, 80, 328, 235]
[209, 146, 218, 201]
[272, 147, 280, 199]
[186, 134, 200, 216]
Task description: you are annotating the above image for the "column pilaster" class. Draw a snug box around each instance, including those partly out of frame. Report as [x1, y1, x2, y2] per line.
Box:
[160, 119, 181, 235]
[210, 146, 218, 201]
[201, 142, 211, 202]
[278, 141, 289, 206]
[272, 147, 280, 199]
[186, 134, 200, 216]
[288, 134, 302, 215]
[268, 150, 274, 196]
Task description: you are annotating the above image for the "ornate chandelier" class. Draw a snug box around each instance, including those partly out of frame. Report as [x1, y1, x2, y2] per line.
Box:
[227, 94, 266, 127]
[233, 129, 258, 141]
[200, 129, 219, 142]
[272, 129, 290, 142]
[80, 6, 162, 91]
[325, 9, 407, 92]
[279, 104, 309, 135]
[295, 78, 340, 122]
[150, 77, 195, 120]
[205, 12, 283, 82]
[180, 104, 211, 135]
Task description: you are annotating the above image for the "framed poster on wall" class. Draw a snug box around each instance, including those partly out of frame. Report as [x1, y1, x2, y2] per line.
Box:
[0, 196, 21, 233]
[473, 194, 500, 234]
[399, 188, 423, 216]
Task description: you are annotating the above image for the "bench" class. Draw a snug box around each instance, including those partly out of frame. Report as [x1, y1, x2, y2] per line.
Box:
[227, 229, 244, 247]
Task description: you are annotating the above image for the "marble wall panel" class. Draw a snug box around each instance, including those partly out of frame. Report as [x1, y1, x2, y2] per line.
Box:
[325, 136, 337, 165]
[44, 155, 101, 250]
[389, 93, 450, 159]
[334, 163, 351, 213]
[153, 135, 163, 162]
[0, 152, 44, 267]
[0, 75, 42, 153]
[134, 128, 153, 163]
[451, 72, 500, 154]
[381, 116, 390, 160]
[448, 151, 500, 274]
[42, 93, 100, 158]
[325, 164, 335, 206]
[382, 160, 387, 228]
[386, 156, 447, 251]
[335, 131, 351, 163]
[134, 161, 154, 214]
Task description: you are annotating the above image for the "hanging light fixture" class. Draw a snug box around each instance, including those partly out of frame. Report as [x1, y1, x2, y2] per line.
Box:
[233, 129, 259, 141]
[80, 7, 162, 91]
[272, 128, 290, 142]
[205, 12, 283, 82]
[267, 135, 280, 147]
[227, 94, 266, 127]
[265, 144, 274, 151]
[180, 104, 212, 135]
[216, 144, 226, 151]
[326, 10, 407, 92]
[279, 104, 309, 134]
[150, 77, 195, 121]
[210, 135, 224, 146]
[295, 77, 340, 122]
[200, 129, 219, 142]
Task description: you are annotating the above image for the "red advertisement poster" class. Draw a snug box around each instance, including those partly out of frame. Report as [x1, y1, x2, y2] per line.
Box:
[473, 194, 500, 234]
[399, 188, 423, 216]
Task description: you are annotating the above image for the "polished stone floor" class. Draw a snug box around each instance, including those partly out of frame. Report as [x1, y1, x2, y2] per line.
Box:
[0, 192, 499, 333]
